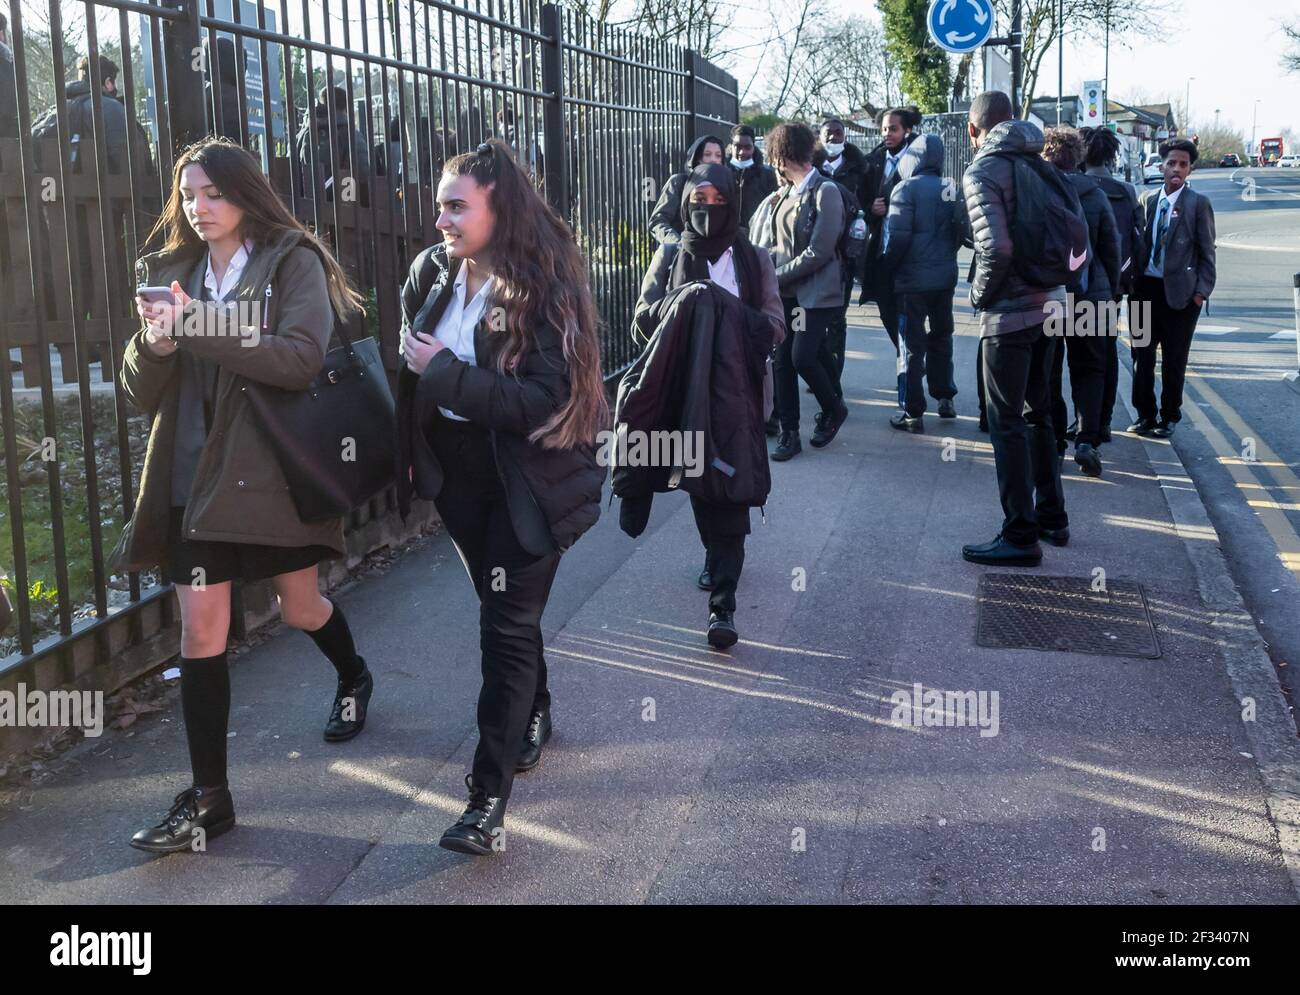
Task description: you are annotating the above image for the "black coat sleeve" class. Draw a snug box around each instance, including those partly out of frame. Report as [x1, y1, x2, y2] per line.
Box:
[418, 323, 571, 437]
[649, 173, 685, 246]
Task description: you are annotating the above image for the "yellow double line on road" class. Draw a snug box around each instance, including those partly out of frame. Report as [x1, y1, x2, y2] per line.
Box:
[1180, 371, 1300, 578]
[1117, 325, 1300, 580]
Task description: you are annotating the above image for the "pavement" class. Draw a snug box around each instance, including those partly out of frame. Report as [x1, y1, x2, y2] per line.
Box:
[1, 299, 1297, 905]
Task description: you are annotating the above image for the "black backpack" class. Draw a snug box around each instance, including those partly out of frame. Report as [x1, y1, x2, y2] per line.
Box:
[1004, 153, 1090, 290]
[1093, 174, 1142, 294]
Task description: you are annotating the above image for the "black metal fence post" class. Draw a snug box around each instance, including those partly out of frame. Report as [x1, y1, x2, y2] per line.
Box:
[683, 48, 696, 148]
[162, 0, 206, 156]
[540, 4, 570, 220]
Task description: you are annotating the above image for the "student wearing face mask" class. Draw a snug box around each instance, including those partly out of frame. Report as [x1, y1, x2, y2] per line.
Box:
[728, 124, 778, 229]
[648, 134, 726, 246]
[816, 118, 868, 395]
[631, 163, 785, 647]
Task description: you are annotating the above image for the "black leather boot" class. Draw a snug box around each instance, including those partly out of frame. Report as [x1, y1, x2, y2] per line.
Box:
[515, 706, 552, 773]
[129, 786, 235, 854]
[439, 775, 506, 856]
[323, 663, 373, 742]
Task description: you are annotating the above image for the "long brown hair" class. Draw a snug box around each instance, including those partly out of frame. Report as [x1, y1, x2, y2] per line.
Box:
[145, 137, 364, 318]
[441, 140, 608, 450]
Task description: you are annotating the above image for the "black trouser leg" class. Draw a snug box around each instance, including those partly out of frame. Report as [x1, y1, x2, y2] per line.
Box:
[1158, 297, 1202, 423]
[690, 496, 750, 614]
[775, 298, 840, 432]
[429, 417, 561, 803]
[1026, 332, 1068, 532]
[1049, 328, 1068, 454]
[982, 325, 1067, 545]
[976, 338, 987, 423]
[1100, 305, 1120, 430]
[1064, 305, 1109, 447]
[898, 292, 930, 417]
[924, 289, 956, 401]
[1129, 276, 1163, 422]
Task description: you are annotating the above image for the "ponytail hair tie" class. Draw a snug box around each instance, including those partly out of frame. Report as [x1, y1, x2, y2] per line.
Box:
[476, 142, 493, 156]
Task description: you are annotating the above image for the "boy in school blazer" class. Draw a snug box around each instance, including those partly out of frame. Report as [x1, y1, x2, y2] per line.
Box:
[1128, 138, 1216, 439]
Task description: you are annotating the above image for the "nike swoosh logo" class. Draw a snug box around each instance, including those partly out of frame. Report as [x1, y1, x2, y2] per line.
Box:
[1068, 249, 1087, 271]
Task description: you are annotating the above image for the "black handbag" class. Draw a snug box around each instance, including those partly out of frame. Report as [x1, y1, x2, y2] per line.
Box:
[242, 322, 397, 523]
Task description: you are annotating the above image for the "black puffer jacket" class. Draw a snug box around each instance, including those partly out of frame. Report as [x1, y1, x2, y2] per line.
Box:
[962, 119, 1067, 333]
[648, 134, 725, 245]
[1065, 172, 1122, 302]
[395, 242, 605, 555]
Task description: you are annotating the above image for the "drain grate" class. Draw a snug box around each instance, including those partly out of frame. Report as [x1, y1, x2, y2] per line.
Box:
[975, 574, 1161, 659]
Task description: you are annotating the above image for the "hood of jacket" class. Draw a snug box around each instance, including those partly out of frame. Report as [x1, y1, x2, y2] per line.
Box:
[898, 133, 944, 181]
[136, 227, 308, 303]
[64, 79, 93, 101]
[974, 119, 1044, 162]
[685, 133, 724, 171]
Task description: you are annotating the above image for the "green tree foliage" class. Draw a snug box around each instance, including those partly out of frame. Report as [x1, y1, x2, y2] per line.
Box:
[876, 0, 952, 113]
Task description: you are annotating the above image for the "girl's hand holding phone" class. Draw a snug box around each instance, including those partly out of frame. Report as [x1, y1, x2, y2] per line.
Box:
[136, 281, 193, 356]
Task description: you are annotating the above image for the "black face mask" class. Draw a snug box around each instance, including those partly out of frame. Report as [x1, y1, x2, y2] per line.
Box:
[690, 204, 728, 239]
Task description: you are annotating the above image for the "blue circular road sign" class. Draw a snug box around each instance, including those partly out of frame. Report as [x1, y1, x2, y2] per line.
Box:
[927, 0, 995, 54]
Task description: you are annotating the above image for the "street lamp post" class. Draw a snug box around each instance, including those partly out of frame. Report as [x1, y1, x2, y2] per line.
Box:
[1184, 76, 1194, 137]
[1251, 98, 1261, 157]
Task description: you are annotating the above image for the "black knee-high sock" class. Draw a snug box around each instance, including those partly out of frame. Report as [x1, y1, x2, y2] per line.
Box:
[180, 653, 230, 790]
[307, 598, 364, 683]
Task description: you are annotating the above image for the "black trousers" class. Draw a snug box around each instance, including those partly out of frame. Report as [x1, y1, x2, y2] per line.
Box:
[1048, 301, 1112, 449]
[775, 298, 840, 432]
[981, 325, 1068, 546]
[428, 414, 561, 803]
[690, 496, 750, 614]
[897, 289, 957, 417]
[819, 264, 855, 399]
[1130, 274, 1202, 423]
[1101, 331, 1119, 432]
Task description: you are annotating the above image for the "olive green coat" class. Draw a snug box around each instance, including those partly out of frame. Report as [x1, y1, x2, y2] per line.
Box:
[110, 229, 345, 573]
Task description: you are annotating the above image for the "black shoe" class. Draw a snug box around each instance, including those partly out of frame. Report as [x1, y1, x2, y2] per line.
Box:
[1151, 420, 1176, 438]
[515, 706, 552, 773]
[937, 398, 956, 419]
[1127, 417, 1157, 436]
[772, 430, 801, 461]
[707, 610, 738, 649]
[129, 786, 235, 854]
[439, 775, 506, 856]
[323, 663, 373, 742]
[961, 533, 1043, 566]
[978, 414, 989, 433]
[764, 414, 779, 438]
[1074, 443, 1102, 477]
[1038, 525, 1070, 547]
[890, 411, 924, 433]
[1099, 425, 1113, 444]
[810, 402, 849, 448]
[697, 564, 715, 591]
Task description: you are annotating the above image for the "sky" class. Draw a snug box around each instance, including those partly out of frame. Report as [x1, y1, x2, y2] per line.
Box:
[721, 0, 1299, 147]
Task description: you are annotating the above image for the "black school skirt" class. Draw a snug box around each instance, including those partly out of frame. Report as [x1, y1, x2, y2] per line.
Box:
[161, 506, 335, 586]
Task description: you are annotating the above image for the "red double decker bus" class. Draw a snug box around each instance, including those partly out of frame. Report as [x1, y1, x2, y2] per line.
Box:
[1258, 137, 1283, 166]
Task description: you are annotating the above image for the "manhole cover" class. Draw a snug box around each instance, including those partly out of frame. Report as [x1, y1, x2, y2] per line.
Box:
[975, 574, 1161, 659]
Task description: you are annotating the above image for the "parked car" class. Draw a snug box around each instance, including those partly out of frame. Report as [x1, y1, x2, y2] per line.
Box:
[1219, 153, 1241, 168]
[1142, 152, 1163, 184]
[1278, 153, 1300, 168]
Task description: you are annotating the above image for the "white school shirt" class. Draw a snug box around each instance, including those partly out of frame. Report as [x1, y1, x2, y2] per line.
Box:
[707, 246, 739, 298]
[204, 239, 255, 302]
[1144, 184, 1185, 279]
[431, 263, 494, 421]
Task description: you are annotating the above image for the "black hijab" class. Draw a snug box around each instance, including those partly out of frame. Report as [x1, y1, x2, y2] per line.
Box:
[673, 162, 761, 308]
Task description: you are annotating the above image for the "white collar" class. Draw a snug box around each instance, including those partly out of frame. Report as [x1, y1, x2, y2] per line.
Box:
[204, 238, 255, 300]
[1158, 184, 1186, 208]
[453, 260, 494, 302]
[795, 168, 817, 194]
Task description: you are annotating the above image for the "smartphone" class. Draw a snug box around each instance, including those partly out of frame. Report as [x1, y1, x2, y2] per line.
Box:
[136, 286, 177, 306]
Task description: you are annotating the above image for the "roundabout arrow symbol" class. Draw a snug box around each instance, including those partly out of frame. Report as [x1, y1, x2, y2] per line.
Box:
[947, 30, 976, 44]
